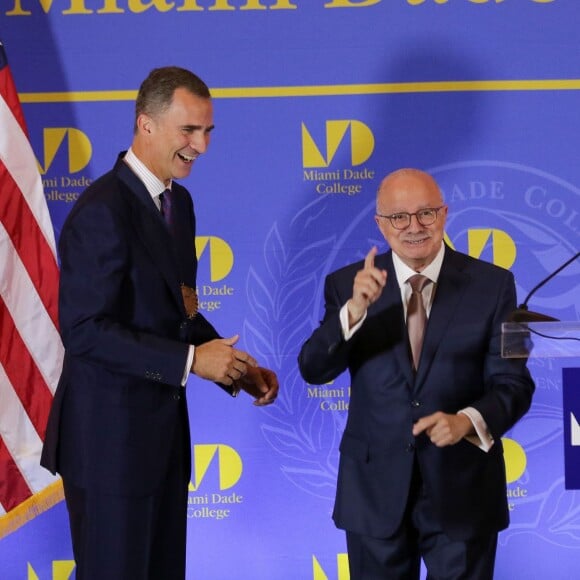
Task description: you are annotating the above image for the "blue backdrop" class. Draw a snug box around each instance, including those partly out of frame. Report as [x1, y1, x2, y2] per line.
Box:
[2, 1, 580, 578]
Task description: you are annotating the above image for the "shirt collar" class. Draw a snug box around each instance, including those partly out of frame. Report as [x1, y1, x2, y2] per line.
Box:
[392, 242, 446, 288]
[124, 147, 172, 200]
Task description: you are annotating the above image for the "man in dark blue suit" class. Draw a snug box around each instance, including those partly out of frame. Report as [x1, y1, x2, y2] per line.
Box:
[41, 67, 278, 580]
[298, 168, 534, 579]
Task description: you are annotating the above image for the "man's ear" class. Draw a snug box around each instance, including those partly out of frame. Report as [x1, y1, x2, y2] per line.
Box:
[137, 114, 152, 135]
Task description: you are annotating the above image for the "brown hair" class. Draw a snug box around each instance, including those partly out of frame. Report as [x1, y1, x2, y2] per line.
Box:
[134, 66, 211, 133]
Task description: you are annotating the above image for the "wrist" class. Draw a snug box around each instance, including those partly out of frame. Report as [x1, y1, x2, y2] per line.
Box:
[347, 299, 365, 326]
[457, 412, 475, 437]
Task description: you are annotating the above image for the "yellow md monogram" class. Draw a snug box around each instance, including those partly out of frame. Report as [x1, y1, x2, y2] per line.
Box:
[503, 438, 527, 484]
[189, 444, 243, 492]
[27, 561, 75, 580]
[445, 228, 516, 269]
[36, 128, 92, 175]
[313, 553, 350, 579]
[195, 236, 234, 282]
[302, 120, 374, 168]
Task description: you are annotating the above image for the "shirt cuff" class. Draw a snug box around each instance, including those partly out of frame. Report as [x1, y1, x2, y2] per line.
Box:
[340, 302, 367, 340]
[458, 407, 494, 452]
[182, 345, 195, 386]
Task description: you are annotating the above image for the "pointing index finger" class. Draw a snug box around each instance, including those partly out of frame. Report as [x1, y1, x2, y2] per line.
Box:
[412, 414, 436, 437]
[364, 246, 378, 271]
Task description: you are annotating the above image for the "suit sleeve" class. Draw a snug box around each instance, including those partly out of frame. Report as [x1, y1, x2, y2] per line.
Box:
[471, 269, 535, 439]
[298, 272, 354, 384]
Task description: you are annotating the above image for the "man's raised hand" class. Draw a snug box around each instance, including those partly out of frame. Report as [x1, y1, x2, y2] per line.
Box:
[347, 246, 387, 325]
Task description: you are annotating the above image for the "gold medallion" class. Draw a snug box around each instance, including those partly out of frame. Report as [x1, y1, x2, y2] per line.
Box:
[180, 284, 198, 319]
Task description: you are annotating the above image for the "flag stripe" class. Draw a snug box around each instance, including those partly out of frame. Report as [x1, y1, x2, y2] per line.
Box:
[0, 438, 31, 512]
[0, 85, 60, 327]
[0, 49, 25, 132]
[0, 221, 62, 394]
[0, 89, 58, 248]
[0, 297, 55, 437]
[0, 363, 58, 498]
[0, 102, 57, 251]
[0, 41, 64, 535]
[0, 163, 59, 327]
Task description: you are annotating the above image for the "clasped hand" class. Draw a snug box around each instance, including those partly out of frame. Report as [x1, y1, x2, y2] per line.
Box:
[234, 366, 279, 406]
[191, 335, 279, 405]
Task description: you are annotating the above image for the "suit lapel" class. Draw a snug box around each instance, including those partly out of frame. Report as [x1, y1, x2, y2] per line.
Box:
[371, 252, 415, 385]
[415, 247, 470, 385]
[115, 159, 187, 318]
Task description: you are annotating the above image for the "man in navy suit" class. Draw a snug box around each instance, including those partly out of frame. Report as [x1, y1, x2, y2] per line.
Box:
[41, 67, 278, 580]
[298, 168, 534, 579]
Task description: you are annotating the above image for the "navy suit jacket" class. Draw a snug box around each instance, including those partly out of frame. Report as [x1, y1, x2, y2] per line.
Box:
[41, 154, 228, 496]
[298, 247, 534, 540]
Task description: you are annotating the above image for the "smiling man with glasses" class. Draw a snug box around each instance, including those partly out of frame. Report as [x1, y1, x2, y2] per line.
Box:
[299, 168, 534, 580]
[373, 170, 448, 275]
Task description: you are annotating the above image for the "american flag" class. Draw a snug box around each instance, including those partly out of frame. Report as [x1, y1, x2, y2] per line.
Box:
[0, 41, 64, 538]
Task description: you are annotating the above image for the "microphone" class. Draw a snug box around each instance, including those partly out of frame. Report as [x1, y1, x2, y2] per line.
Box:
[507, 251, 580, 323]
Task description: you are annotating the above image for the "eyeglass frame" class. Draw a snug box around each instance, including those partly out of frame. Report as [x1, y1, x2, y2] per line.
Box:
[375, 206, 446, 230]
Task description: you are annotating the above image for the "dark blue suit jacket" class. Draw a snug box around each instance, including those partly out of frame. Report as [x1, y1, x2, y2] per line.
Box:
[41, 154, 228, 496]
[298, 247, 534, 540]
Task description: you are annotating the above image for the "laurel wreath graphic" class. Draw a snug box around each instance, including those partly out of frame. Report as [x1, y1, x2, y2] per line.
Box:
[241, 193, 381, 500]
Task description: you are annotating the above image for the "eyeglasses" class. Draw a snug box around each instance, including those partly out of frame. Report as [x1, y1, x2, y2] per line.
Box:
[376, 206, 445, 230]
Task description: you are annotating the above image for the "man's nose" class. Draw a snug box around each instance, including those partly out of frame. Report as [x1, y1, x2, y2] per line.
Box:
[408, 213, 424, 230]
[190, 132, 209, 153]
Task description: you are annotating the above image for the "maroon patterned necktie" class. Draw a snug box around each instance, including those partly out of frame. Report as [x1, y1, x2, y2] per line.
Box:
[407, 274, 431, 370]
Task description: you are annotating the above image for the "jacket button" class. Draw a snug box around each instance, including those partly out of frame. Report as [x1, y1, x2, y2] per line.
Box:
[173, 392, 181, 401]
[406, 443, 415, 452]
[411, 400, 420, 408]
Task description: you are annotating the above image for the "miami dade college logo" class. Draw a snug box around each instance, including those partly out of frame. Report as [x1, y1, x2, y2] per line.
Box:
[312, 553, 349, 580]
[36, 128, 92, 175]
[195, 236, 236, 314]
[190, 443, 242, 492]
[26, 560, 75, 580]
[301, 120, 374, 168]
[36, 127, 93, 205]
[301, 120, 376, 196]
[187, 444, 244, 521]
